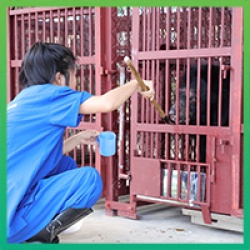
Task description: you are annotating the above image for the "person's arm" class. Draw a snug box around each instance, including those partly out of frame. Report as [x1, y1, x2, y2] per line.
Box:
[79, 79, 154, 115]
[63, 130, 99, 154]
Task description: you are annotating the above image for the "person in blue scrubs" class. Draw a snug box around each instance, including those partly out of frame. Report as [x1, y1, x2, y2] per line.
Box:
[7, 42, 155, 243]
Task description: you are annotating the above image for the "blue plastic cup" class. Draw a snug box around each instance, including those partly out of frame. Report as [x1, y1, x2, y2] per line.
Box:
[96, 131, 116, 157]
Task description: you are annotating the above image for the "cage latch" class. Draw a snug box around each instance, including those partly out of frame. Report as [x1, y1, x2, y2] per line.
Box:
[100, 66, 117, 75]
[221, 65, 231, 79]
[219, 139, 230, 154]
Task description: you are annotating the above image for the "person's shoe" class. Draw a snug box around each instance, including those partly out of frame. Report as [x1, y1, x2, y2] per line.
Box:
[24, 208, 93, 243]
[24, 236, 59, 244]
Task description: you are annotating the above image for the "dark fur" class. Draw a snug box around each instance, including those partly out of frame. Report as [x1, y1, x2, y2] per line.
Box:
[169, 64, 230, 162]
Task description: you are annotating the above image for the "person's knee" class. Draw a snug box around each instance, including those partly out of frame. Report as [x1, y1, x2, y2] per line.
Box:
[85, 167, 102, 190]
[79, 167, 103, 202]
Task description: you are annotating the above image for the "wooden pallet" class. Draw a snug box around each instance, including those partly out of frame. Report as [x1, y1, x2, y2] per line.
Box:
[182, 209, 243, 233]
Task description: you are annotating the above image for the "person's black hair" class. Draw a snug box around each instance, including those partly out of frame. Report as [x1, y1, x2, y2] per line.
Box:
[19, 42, 76, 88]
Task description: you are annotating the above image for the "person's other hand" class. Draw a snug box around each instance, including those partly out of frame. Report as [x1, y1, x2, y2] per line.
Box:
[138, 80, 155, 101]
[77, 130, 99, 145]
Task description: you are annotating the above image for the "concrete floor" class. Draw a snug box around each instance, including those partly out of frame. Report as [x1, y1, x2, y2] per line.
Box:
[59, 198, 243, 244]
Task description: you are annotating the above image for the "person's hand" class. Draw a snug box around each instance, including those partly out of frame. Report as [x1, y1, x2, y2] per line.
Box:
[77, 130, 100, 145]
[138, 80, 155, 101]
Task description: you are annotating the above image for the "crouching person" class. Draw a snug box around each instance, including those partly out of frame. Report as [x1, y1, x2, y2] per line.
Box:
[7, 42, 155, 243]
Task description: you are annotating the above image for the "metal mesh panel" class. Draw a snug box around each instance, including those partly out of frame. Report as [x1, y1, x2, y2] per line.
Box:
[109, 7, 132, 180]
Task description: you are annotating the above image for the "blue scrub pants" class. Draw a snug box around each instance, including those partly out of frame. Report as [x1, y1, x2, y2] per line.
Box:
[9, 156, 103, 243]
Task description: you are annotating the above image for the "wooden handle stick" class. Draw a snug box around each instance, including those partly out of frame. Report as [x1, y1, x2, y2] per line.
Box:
[124, 56, 169, 123]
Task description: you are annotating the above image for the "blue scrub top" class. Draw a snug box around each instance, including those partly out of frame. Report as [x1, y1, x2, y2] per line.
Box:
[7, 84, 92, 239]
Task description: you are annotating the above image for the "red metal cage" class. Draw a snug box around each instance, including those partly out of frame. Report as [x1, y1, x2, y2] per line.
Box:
[7, 6, 243, 230]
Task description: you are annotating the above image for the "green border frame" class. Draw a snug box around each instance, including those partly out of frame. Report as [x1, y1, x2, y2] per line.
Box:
[0, 0, 249, 250]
